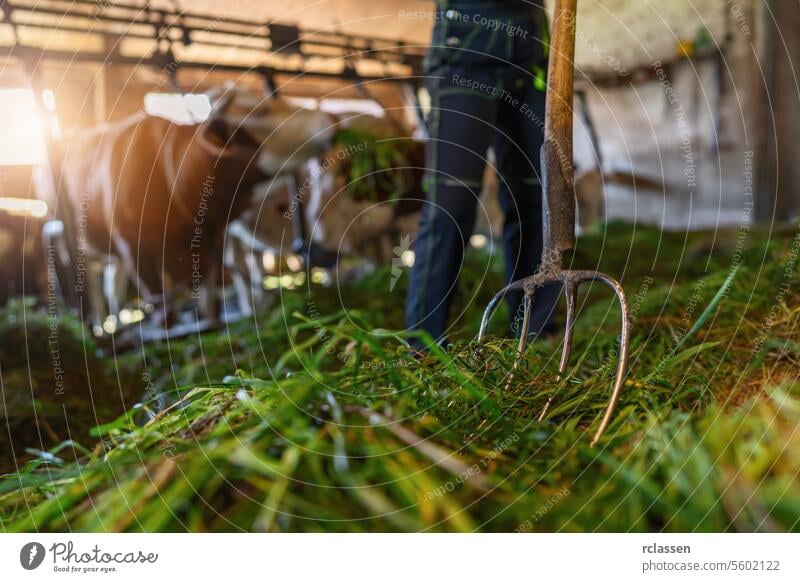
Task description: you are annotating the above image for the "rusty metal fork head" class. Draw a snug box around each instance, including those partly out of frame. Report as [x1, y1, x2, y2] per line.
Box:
[477, 0, 631, 446]
[477, 263, 631, 446]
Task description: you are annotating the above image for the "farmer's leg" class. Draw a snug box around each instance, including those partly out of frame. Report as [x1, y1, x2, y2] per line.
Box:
[493, 77, 560, 336]
[405, 77, 496, 345]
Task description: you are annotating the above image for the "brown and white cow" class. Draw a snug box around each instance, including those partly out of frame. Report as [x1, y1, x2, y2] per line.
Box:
[223, 113, 508, 315]
[53, 85, 337, 328]
[221, 113, 424, 314]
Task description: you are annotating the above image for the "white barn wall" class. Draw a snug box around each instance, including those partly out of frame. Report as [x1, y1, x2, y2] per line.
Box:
[565, 0, 759, 229]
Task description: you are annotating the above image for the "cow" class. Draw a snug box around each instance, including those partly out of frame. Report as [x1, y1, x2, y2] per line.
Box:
[50, 85, 338, 330]
[221, 112, 423, 314]
[223, 113, 509, 316]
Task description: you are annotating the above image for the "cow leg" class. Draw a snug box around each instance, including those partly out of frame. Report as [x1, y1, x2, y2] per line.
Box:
[244, 249, 266, 312]
[224, 234, 253, 317]
[103, 257, 128, 319]
[85, 259, 109, 334]
[198, 258, 221, 324]
[153, 272, 176, 328]
[110, 234, 174, 327]
[42, 220, 71, 305]
[112, 235, 150, 300]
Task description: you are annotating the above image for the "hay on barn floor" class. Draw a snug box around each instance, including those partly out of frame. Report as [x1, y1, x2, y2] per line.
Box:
[0, 299, 126, 472]
[1, 221, 799, 532]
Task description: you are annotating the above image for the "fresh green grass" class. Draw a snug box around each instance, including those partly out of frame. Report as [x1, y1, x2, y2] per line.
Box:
[1, 221, 799, 532]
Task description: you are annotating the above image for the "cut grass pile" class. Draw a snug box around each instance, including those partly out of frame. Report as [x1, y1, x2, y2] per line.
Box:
[1, 221, 799, 532]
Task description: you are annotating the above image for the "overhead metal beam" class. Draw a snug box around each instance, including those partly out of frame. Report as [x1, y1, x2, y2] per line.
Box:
[0, 0, 425, 80]
[0, 44, 414, 84]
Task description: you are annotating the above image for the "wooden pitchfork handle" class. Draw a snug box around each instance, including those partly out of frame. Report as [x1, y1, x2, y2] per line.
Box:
[540, 0, 578, 271]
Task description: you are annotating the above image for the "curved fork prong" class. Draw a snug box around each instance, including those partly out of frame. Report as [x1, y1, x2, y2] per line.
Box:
[537, 280, 577, 421]
[589, 273, 631, 445]
[478, 277, 534, 341]
[501, 291, 535, 386]
[515, 292, 533, 360]
[558, 281, 578, 375]
[478, 291, 504, 342]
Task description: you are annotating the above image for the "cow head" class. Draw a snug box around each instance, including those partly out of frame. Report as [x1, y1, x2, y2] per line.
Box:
[205, 84, 338, 176]
[303, 156, 395, 261]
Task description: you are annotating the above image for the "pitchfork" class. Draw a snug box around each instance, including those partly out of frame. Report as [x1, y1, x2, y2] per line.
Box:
[477, 0, 631, 446]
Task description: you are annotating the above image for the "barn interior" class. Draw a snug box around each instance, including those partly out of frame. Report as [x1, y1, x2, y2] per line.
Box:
[0, 0, 799, 533]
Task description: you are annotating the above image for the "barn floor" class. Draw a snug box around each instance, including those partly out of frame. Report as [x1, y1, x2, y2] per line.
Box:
[1, 221, 799, 532]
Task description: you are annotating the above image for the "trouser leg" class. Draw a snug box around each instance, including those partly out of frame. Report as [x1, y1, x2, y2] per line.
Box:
[405, 81, 496, 345]
[493, 78, 560, 336]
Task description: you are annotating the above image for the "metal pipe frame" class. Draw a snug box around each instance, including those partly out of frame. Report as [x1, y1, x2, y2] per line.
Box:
[0, 0, 425, 82]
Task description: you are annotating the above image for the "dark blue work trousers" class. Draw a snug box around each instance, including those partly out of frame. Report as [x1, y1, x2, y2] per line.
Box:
[405, 2, 559, 345]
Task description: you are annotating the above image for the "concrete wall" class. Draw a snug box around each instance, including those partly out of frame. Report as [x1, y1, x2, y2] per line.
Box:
[568, 0, 763, 229]
[567, 0, 729, 74]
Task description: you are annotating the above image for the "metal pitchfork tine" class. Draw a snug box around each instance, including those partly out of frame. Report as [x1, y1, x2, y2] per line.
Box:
[477, 0, 631, 446]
